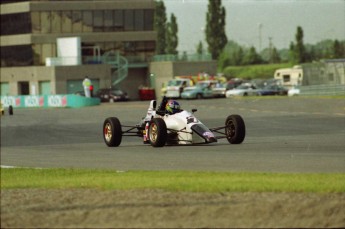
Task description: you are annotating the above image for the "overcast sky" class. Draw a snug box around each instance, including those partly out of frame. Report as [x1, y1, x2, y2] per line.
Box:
[163, 0, 345, 53]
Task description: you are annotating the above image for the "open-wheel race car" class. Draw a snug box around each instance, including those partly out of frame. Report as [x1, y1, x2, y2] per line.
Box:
[103, 97, 246, 147]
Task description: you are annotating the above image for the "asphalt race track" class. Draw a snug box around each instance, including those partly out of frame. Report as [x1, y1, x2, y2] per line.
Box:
[1, 97, 344, 173]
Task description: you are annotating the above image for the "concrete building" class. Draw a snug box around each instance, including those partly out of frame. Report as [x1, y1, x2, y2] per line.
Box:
[1, 0, 156, 99]
[1, 0, 218, 101]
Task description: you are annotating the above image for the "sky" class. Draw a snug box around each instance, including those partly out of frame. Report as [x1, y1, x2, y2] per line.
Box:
[163, 0, 345, 53]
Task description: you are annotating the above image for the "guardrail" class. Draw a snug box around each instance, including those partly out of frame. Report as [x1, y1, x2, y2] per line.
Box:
[299, 84, 345, 95]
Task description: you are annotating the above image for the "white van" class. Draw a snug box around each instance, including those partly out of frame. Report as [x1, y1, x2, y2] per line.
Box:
[274, 65, 303, 88]
[165, 78, 193, 98]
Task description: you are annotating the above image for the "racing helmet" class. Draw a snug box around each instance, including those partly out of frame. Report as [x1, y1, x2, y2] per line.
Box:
[166, 100, 181, 114]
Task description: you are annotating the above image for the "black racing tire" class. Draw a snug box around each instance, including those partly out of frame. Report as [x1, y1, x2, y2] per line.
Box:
[196, 93, 203, 99]
[103, 117, 122, 147]
[148, 118, 167, 147]
[225, 114, 245, 144]
[9, 105, 13, 115]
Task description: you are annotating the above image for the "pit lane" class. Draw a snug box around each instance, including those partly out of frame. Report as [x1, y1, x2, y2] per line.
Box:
[1, 97, 344, 173]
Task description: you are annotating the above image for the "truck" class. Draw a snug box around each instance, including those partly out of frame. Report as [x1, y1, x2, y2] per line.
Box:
[274, 65, 303, 88]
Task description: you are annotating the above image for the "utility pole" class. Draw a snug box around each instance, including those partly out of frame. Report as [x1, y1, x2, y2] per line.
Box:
[269, 37, 273, 63]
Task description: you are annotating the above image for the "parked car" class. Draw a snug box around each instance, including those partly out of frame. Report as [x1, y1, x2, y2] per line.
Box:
[212, 79, 244, 98]
[181, 85, 213, 99]
[212, 83, 228, 98]
[225, 84, 258, 97]
[257, 85, 288, 96]
[96, 88, 129, 102]
[288, 86, 301, 96]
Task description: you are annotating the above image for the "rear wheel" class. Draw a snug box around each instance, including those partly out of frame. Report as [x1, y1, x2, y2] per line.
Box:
[103, 117, 122, 147]
[225, 115, 245, 144]
[148, 118, 167, 147]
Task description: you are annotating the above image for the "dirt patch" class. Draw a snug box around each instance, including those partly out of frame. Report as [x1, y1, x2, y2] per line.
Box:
[1, 189, 344, 228]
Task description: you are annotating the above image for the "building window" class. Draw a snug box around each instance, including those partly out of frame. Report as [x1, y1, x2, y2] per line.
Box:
[72, 11, 82, 33]
[134, 10, 144, 31]
[82, 11, 93, 32]
[31, 12, 41, 34]
[114, 10, 124, 31]
[41, 11, 51, 33]
[104, 10, 113, 32]
[93, 10, 103, 32]
[1, 45, 33, 67]
[41, 43, 55, 65]
[145, 41, 156, 50]
[1, 13, 31, 35]
[283, 74, 290, 83]
[124, 10, 134, 31]
[51, 11, 62, 33]
[144, 9, 154, 31]
[32, 44, 42, 65]
[62, 11, 72, 33]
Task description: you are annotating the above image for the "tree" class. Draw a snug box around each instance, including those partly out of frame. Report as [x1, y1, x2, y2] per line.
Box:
[154, 1, 167, 55]
[218, 49, 230, 70]
[289, 41, 296, 64]
[333, 39, 345, 58]
[270, 47, 281, 63]
[218, 41, 244, 67]
[166, 13, 178, 55]
[196, 41, 204, 55]
[243, 46, 262, 65]
[293, 26, 306, 64]
[205, 0, 227, 60]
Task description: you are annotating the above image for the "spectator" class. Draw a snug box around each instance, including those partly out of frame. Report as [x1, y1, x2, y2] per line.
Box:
[82, 76, 91, 97]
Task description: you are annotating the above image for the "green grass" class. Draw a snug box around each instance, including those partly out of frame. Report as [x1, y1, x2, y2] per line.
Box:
[1, 168, 344, 193]
[223, 63, 292, 79]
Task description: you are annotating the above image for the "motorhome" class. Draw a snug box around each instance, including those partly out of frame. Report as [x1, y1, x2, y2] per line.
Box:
[274, 65, 303, 88]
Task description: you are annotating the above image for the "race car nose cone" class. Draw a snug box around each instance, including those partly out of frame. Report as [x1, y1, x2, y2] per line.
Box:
[207, 137, 217, 143]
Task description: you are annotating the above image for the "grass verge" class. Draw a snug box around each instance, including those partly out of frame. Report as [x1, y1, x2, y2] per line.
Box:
[223, 63, 292, 79]
[1, 168, 344, 193]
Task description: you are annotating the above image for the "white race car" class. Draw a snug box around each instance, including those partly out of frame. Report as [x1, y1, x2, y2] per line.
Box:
[103, 97, 246, 147]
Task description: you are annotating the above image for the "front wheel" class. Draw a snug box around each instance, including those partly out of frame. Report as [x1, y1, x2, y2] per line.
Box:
[148, 118, 167, 147]
[225, 114, 245, 144]
[103, 117, 122, 147]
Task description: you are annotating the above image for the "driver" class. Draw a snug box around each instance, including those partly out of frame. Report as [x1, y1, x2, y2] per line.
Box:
[165, 100, 182, 114]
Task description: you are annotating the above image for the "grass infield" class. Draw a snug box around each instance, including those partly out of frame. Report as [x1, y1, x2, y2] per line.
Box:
[1, 168, 344, 193]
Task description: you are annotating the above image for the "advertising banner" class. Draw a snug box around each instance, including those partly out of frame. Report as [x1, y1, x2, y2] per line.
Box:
[0, 95, 99, 108]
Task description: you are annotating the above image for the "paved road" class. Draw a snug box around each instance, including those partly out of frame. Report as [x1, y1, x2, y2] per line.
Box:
[1, 97, 344, 173]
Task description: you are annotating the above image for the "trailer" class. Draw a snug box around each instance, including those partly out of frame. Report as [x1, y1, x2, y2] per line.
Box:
[274, 65, 303, 88]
